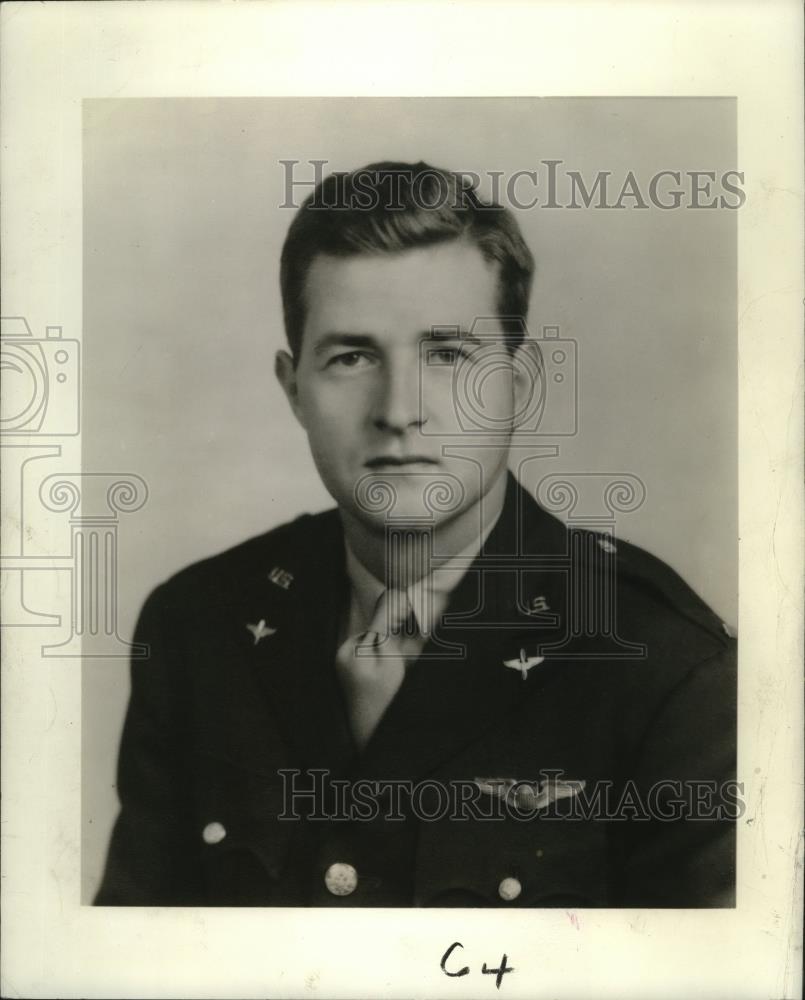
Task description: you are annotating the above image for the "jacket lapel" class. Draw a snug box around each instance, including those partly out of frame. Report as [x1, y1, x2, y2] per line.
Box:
[251, 511, 356, 774]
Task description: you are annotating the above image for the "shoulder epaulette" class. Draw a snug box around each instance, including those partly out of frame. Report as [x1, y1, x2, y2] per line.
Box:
[584, 530, 736, 647]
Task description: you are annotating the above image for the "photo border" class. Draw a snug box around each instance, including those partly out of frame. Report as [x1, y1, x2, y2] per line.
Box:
[1, 3, 802, 998]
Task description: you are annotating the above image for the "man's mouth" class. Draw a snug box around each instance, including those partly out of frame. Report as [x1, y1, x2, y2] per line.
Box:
[365, 455, 439, 468]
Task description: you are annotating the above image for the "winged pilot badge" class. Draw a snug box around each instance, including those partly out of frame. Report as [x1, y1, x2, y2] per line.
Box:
[474, 777, 587, 811]
[246, 619, 277, 645]
[503, 647, 545, 680]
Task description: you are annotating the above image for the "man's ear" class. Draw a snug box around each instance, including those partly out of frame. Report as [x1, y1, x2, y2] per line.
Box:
[275, 349, 306, 428]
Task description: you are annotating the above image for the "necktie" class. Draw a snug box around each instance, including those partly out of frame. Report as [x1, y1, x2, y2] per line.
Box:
[335, 588, 416, 750]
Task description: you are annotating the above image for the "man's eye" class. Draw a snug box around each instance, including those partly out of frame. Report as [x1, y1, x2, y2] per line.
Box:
[328, 351, 372, 369]
[427, 344, 477, 366]
[427, 347, 459, 366]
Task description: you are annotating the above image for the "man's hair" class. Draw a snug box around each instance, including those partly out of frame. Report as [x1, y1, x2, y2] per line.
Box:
[279, 161, 535, 361]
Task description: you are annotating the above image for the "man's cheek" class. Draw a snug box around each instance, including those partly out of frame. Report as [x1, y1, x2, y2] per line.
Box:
[304, 398, 341, 434]
[429, 388, 464, 431]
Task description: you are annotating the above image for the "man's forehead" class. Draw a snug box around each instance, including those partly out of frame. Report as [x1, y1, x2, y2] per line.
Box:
[303, 243, 500, 334]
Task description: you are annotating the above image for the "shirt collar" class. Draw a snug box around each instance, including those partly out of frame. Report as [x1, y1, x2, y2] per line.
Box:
[343, 505, 502, 638]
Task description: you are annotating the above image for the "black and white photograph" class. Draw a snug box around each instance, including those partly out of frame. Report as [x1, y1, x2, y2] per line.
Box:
[1, 4, 802, 998]
[83, 98, 740, 910]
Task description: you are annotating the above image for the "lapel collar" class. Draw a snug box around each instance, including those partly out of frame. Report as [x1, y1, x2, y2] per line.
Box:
[352, 473, 572, 782]
[252, 510, 356, 773]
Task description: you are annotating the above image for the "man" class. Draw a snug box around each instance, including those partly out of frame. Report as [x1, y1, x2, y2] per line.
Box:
[96, 162, 736, 907]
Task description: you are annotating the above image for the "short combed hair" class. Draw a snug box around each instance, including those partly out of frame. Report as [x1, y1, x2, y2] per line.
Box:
[279, 161, 535, 360]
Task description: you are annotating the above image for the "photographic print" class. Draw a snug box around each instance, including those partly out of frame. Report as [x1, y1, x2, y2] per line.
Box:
[1, 4, 801, 999]
[81, 97, 740, 911]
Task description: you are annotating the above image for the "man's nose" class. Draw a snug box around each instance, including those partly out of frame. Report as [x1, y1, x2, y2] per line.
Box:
[372, 360, 426, 433]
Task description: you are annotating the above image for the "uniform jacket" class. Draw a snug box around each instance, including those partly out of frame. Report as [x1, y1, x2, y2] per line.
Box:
[95, 474, 737, 907]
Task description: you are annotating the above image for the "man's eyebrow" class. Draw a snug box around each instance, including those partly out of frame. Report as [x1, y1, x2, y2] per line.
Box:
[312, 332, 376, 356]
[428, 328, 483, 343]
[311, 329, 483, 356]
[422, 327, 483, 344]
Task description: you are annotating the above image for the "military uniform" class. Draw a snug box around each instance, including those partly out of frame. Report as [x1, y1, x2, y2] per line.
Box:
[95, 474, 736, 907]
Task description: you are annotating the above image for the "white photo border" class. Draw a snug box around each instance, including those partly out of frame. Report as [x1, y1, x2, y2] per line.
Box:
[1, 2, 802, 998]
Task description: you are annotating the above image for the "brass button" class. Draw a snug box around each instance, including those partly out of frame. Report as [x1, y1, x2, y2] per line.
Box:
[324, 862, 358, 896]
[202, 821, 226, 845]
[498, 876, 522, 901]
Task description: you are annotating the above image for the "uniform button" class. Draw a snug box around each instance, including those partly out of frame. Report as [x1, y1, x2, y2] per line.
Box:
[202, 821, 227, 845]
[498, 876, 522, 901]
[324, 862, 358, 896]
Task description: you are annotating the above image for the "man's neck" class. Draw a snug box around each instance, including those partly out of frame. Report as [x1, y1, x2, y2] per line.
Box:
[339, 471, 509, 589]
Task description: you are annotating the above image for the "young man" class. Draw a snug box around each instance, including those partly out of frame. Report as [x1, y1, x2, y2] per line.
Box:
[96, 162, 736, 907]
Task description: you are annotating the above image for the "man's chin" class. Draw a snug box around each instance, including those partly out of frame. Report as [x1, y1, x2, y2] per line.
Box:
[350, 470, 468, 527]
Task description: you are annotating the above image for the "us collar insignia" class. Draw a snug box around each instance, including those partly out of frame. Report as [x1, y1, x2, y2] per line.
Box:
[503, 647, 545, 679]
[247, 619, 277, 645]
[268, 565, 294, 590]
[525, 595, 550, 615]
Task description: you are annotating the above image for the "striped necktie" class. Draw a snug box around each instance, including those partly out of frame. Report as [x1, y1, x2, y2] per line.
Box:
[335, 588, 417, 750]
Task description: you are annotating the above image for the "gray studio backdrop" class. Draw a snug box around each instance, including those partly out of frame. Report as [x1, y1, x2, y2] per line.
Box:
[82, 97, 737, 900]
